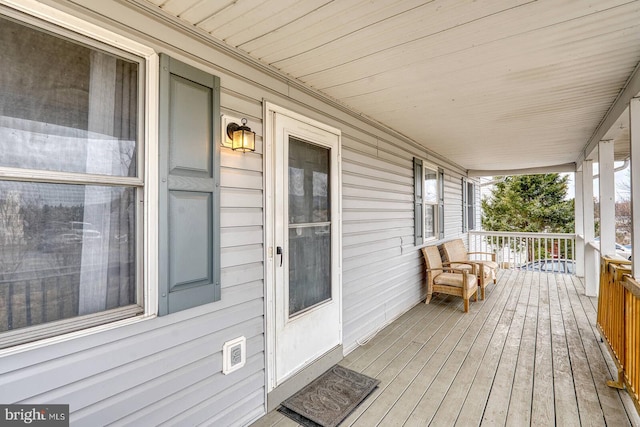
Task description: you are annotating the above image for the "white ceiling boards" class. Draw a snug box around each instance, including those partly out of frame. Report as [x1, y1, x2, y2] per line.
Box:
[144, 0, 640, 172]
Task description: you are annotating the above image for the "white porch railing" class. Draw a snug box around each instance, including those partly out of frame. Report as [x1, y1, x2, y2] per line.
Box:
[468, 231, 577, 274]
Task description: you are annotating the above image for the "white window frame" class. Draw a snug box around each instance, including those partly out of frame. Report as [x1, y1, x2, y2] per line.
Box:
[0, 0, 158, 354]
[422, 161, 440, 243]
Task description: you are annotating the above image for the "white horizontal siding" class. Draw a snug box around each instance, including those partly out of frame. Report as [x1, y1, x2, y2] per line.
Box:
[2, 297, 265, 424]
[444, 174, 464, 239]
[341, 139, 467, 352]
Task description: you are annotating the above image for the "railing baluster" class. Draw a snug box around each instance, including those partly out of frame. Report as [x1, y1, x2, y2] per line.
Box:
[545, 237, 549, 260]
[599, 267, 640, 410]
[467, 231, 576, 273]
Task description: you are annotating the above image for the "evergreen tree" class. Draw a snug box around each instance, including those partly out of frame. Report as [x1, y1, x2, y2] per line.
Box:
[482, 174, 574, 233]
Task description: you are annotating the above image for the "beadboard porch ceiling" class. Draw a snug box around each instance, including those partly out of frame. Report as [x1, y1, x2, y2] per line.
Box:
[140, 0, 640, 173]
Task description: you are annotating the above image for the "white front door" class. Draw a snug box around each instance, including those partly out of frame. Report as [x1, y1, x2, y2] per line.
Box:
[267, 107, 342, 387]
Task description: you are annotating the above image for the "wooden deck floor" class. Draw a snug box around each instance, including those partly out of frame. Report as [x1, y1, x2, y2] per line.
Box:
[253, 269, 640, 427]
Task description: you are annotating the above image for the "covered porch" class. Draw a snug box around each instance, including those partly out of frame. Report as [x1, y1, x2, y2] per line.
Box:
[2, 1, 640, 425]
[253, 269, 640, 426]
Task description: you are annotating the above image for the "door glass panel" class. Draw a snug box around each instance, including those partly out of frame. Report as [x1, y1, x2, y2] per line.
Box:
[288, 136, 331, 316]
[288, 225, 331, 315]
[288, 137, 330, 224]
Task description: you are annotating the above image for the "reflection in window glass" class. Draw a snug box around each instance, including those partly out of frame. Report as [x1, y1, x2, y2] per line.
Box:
[425, 204, 436, 239]
[312, 171, 328, 223]
[288, 226, 331, 315]
[423, 166, 438, 240]
[288, 137, 330, 224]
[424, 170, 438, 203]
[0, 16, 138, 177]
[287, 137, 331, 316]
[0, 181, 137, 333]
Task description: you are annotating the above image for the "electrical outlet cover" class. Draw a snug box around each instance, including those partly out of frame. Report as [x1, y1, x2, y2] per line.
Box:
[222, 336, 246, 375]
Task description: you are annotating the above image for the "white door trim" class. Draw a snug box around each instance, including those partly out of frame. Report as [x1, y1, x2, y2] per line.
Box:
[264, 102, 342, 392]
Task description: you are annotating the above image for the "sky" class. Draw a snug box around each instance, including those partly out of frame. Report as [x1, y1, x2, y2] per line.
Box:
[564, 162, 631, 201]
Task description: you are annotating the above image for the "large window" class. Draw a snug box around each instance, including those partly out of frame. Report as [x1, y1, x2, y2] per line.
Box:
[414, 158, 442, 244]
[0, 15, 144, 348]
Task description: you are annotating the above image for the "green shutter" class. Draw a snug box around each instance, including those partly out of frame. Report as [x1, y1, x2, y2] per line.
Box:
[438, 168, 445, 240]
[158, 54, 221, 316]
[414, 157, 423, 246]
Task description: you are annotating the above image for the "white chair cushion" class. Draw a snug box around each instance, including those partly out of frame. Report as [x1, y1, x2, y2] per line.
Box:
[477, 260, 498, 280]
[434, 272, 477, 289]
[451, 263, 473, 272]
[478, 260, 499, 270]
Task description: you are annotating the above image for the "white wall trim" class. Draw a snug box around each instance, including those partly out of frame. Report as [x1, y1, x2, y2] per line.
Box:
[144, 53, 160, 318]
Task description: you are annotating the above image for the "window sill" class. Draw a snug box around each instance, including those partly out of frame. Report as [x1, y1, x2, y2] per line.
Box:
[0, 309, 155, 357]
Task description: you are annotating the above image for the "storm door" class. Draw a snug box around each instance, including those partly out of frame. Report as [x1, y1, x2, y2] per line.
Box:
[270, 111, 341, 386]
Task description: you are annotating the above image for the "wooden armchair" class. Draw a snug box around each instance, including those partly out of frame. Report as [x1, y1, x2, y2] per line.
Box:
[422, 246, 478, 313]
[442, 238, 498, 300]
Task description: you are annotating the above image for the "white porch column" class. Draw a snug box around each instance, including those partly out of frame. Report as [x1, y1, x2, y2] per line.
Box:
[599, 140, 616, 258]
[631, 97, 640, 277]
[575, 170, 584, 277]
[583, 159, 597, 296]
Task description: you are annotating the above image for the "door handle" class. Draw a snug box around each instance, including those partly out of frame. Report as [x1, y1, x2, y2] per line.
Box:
[276, 246, 283, 267]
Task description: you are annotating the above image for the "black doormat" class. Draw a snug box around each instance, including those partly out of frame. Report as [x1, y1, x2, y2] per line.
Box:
[278, 365, 380, 427]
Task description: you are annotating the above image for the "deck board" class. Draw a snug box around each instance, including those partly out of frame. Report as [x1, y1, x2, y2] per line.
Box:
[453, 269, 524, 427]
[569, 275, 640, 426]
[505, 270, 538, 426]
[549, 273, 582, 426]
[252, 270, 639, 427]
[362, 305, 479, 425]
[379, 270, 516, 426]
[428, 270, 527, 426]
[530, 272, 555, 427]
[481, 269, 530, 426]
[341, 299, 457, 424]
[557, 273, 606, 427]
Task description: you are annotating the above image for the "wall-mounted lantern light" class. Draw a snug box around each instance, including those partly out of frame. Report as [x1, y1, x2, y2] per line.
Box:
[226, 118, 255, 152]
